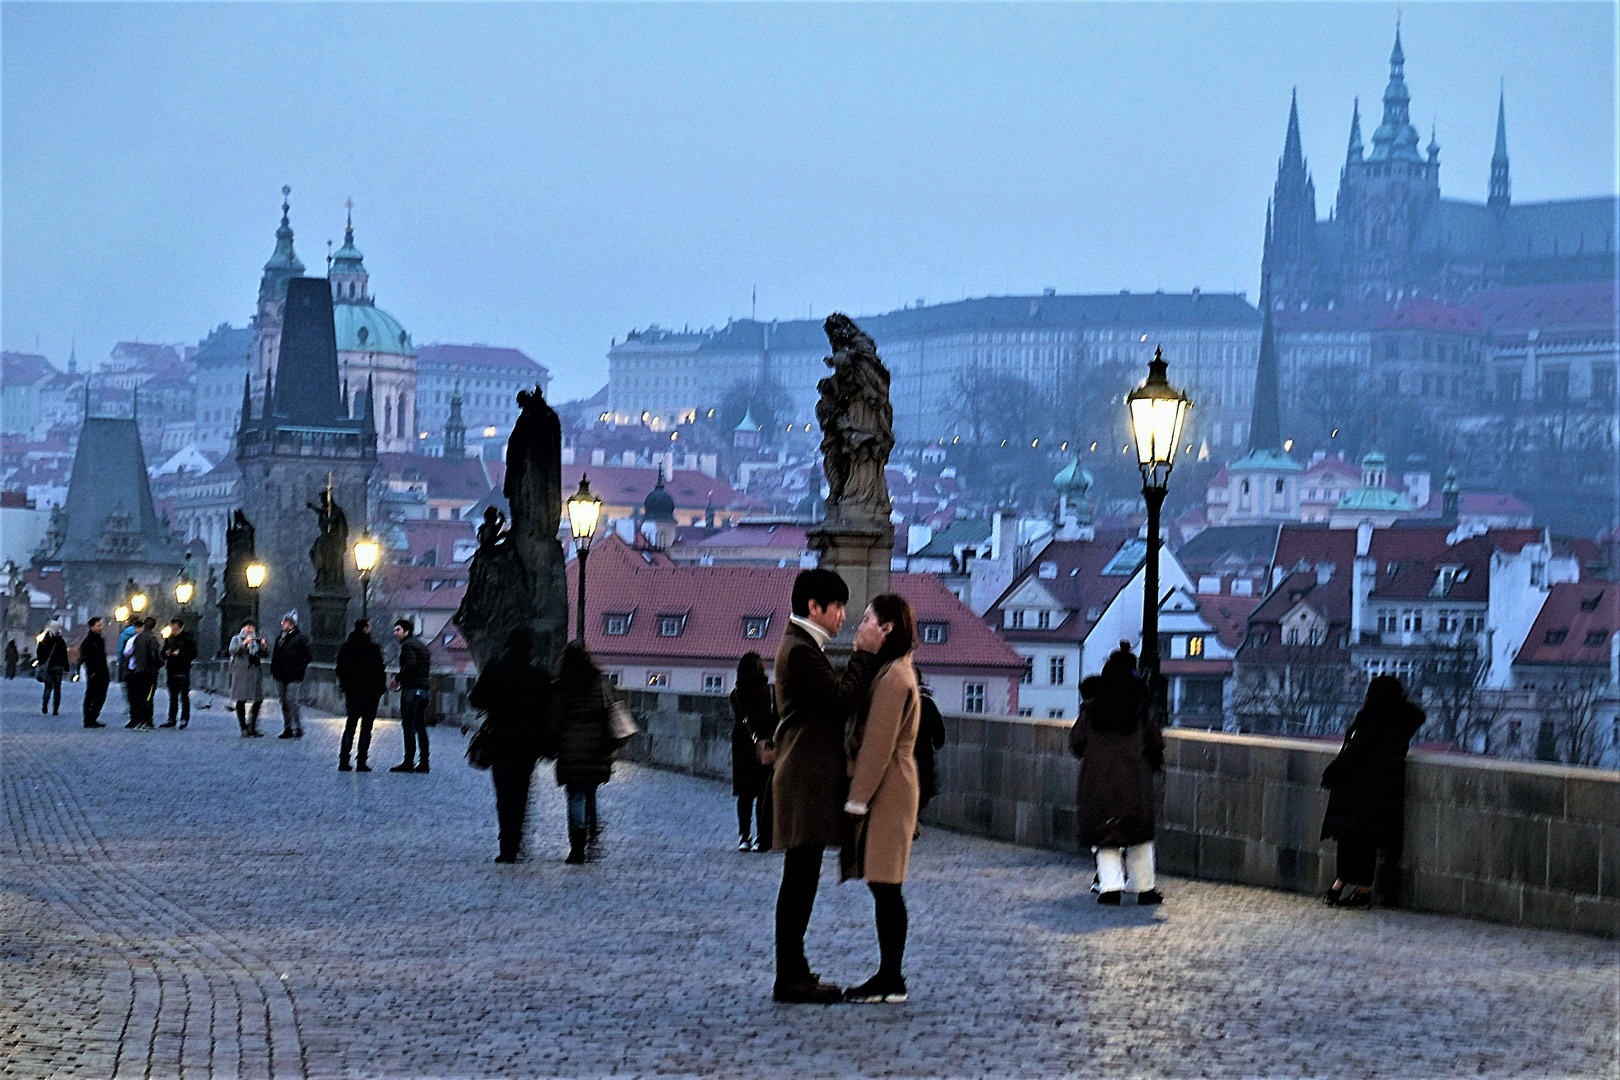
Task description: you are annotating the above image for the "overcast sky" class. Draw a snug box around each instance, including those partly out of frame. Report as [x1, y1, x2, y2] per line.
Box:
[4, 3, 1615, 401]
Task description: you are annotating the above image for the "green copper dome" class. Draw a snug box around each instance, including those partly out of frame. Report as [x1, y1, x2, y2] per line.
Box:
[334, 301, 414, 357]
[1053, 455, 1093, 494]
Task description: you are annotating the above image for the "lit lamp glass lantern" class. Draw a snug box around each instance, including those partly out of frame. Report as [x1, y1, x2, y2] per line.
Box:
[174, 581, 194, 607]
[245, 562, 267, 628]
[1124, 347, 1192, 718]
[130, 592, 148, 615]
[567, 475, 604, 643]
[353, 531, 381, 621]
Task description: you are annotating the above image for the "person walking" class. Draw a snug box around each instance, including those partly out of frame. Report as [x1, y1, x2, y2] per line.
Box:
[37, 622, 70, 716]
[730, 652, 776, 853]
[468, 628, 553, 862]
[770, 568, 884, 1005]
[228, 621, 267, 736]
[79, 617, 109, 728]
[160, 617, 198, 728]
[5, 639, 18, 679]
[552, 641, 623, 864]
[335, 619, 386, 771]
[1320, 675, 1426, 909]
[1069, 644, 1165, 906]
[389, 619, 432, 773]
[913, 673, 945, 817]
[271, 611, 312, 738]
[125, 617, 163, 729]
[841, 593, 921, 1004]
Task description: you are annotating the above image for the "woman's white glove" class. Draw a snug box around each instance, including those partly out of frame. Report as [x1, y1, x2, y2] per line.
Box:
[844, 800, 868, 816]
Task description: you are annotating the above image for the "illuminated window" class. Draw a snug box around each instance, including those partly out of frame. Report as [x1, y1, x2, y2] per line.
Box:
[646, 672, 669, 688]
[1187, 635, 1204, 657]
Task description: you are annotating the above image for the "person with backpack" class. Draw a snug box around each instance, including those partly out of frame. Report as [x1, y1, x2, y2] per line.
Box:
[730, 652, 776, 852]
[36, 621, 70, 716]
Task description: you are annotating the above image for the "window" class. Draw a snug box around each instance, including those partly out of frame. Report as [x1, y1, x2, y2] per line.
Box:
[742, 616, 770, 640]
[1037, 610, 1052, 630]
[1187, 635, 1204, 657]
[1585, 629, 1608, 647]
[1287, 628, 1300, 645]
[658, 615, 685, 638]
[1580, 593, 1603, 613]
[1047, 708, 1065, 719]
[963, 683, 986, 714]
[702, 673, 725, 693]
[920, 622, 948, 644]
[1274, 478, 1285, 495]
[646, 672, 669, 688]
[1384, 374, 1401, 395]
[1049, 656, 1066, 686]
[1544, 629, 1568, 646]
[1009, 610, 1026, 629]
[604, 614, 632, 636]
[1542, 366, 1570, 402]
[1508, 720, 1521, 745]
[606, 671, 622, 687]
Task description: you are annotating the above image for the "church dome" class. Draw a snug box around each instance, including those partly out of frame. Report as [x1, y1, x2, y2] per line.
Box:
[334, 302, 414, 357]
[1053, 456, 1093, 495]
[643, 469, 677, 523]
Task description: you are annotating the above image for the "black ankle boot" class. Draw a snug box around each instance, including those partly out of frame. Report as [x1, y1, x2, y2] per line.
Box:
[566, 828, 587, 864]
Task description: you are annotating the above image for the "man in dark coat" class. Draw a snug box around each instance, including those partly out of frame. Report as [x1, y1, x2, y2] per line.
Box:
[271, 611, 312, 738]
[1320, 675, 1426, 908]
[390, 619, 433, 772]
[79, 618, 108, 728]
[769, 568, 883, 1004]
[160, 617, 198, 728]
[335, 619, 386, 771]
[5, 639, 18, 679]
[468, 628, 552, 862]
[126, 617, 164, 729]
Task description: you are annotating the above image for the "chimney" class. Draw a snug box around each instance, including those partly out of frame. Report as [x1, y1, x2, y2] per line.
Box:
[1356, 520, 1373, 556]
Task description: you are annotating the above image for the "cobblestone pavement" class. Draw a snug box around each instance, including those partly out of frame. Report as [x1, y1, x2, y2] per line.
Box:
[2, 680, 1616, 1079]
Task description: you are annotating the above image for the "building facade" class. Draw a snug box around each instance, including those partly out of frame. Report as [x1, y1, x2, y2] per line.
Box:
[415, 344, 550, 458]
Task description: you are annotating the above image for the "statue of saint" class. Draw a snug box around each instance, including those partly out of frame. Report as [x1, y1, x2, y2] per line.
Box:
[815, 314, 894, 529]
[306, 488, 350, 594]
[477, 506, 506, 552]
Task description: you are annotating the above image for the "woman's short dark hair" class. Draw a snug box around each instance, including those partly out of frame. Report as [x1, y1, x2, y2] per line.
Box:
[353, 618, 370, 633]
[867, 593, 916, 666]
[791, 568, 849, 617]
[241, 619, 256, 630]
[736, 651, 768, 687]
[557, 640, 601, 694]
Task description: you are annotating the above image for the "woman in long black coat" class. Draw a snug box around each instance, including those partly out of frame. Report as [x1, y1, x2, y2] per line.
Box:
[1320, 675, 1425, 908]
[468, 628, 552, 863]
[1069, 645, 1166, 905]
[553, 642, 621, 865]
[729, 652, 775, 852]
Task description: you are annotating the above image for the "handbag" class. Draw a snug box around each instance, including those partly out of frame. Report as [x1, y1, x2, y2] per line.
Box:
[608, 699, 638, 742]
[465, 720, 497, 770]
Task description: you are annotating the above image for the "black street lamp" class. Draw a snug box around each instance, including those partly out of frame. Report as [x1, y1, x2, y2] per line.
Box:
[1126, 347, 1192, 720]
[567, 475, 603, 643]
[353, 531, 381, 622]
[245, 562, 266, 631]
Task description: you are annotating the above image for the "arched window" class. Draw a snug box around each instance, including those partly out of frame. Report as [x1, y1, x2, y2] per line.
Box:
[396, 394, 407, 439]
[385, 397, 394, 436]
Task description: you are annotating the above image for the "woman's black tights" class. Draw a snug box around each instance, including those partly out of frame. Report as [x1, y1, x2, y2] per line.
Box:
[869, 882, 907, 979]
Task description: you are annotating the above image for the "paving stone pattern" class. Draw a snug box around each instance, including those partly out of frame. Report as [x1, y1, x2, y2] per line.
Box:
[2, 680, 1616, 1079]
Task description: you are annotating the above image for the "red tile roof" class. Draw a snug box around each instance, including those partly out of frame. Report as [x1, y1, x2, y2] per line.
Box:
[1515, 583, 1616, 668]
[984, 531, 1142, 644]
[1468, 281, 1618, 335]
[1375, 300, 1482, 333]
[571, 535, 1022, 674]
[1199, 596, 1264, 650]
[561, 463, 751, 512]
[377, 453, 493, 502]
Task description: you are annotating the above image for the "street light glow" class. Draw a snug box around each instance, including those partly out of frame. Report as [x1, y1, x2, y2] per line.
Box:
[245, 563, 267, 590]
[1126, 347, 1192, 487]
[353, 533, 381, 574]
[567, 475, 603, 552]
[130, 593, 148, 613]
[115, 605, 130, 622]
[174, 581, 194, 606]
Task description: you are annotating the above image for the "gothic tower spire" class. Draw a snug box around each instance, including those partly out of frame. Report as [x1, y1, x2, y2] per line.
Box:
[1269, 89, 1318, 308]
[1369, 25, 1422, 162]
[1248, 272, 1283, 455]
[1489, 86, 1511, 209]
[1346, 97, 1363, 162]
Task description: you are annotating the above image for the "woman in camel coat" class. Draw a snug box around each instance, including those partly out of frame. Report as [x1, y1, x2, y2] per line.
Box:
[841, 593, 921, 1004]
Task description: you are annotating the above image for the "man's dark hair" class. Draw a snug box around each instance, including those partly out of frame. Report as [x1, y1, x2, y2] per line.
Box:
[242, 619, 257, 630]
[143, 617, 157, 629]
[354, 618, 370, 633]
[791, 568, 848, 617]
[87, 617, 103, 629]
[394, 618, 414, 634]
[170, 617, 184, 627]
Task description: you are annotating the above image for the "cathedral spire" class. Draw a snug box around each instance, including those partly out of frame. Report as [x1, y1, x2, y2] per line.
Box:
[1489, 86, 1511, 209]
[1369, 24, 1422, 162]
[1248, 272, 1283, 455]
[259, 185, 305, 304]
[1281, 89, 1305, 176]
[1346, 97, 1363, 162]
[239, 373, 253, 434]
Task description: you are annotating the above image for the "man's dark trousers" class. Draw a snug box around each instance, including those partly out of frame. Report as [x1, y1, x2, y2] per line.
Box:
[399, 688, 430, 766]
[126, 674, 156, 726]
[492, 762, 535, 859]
[83, 673, 108, 726]
[775, 845, 826, 981]
[341, 694, 379, 766]
[166, 675, 191, 727]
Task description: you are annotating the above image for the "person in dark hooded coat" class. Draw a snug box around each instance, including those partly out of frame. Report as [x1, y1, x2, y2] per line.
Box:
[468, 628, 553, 863]
[1320, 675, 1425, 909]
[1069, 643, 1165, 905]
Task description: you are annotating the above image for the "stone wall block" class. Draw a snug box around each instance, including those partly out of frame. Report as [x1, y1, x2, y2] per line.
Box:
[1546, 819, 1601, 895]
[1461, 876, 1524, 926]
[1033, 722, 1070, 757]
[1217, 741, 1254, 781]
[1437, 805, 1493, 878]
[1404, 798, 1441, 871]
[1242, 839, 1278, 889]
[1178, 738, 1219, 774]
[1006, 721, 1036, 755]
[1197, 833, 1246, 882]
[1567, 775, 1620, 826]
[1488, 813, 1549, 886]
[1156, 826, 1198, 876]
[1601, 825, 1620, 900]
[1504, 772, 1567, 818]
[984, 720, 1009, 751]
[990, 795, 1017, 841]
[1410, 868, 1465, 915]
[1163, 772, 1197, 830]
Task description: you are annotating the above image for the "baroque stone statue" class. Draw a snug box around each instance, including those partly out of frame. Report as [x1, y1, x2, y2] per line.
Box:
[815, 313, 894, 530]
[306, 488, 350, 594]
[454, 386, 569, 671]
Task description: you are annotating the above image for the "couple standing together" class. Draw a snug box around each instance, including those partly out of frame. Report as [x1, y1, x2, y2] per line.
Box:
[772, 568, 919, 1006]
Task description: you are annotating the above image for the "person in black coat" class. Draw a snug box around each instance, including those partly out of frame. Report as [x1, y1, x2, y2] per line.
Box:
[913, 674, 946, 813]
[1320, 675, 1426, 909]
[37, 623, 70, 715]
[730, 652, 776, 852]
[335, 619, 387, 771]
[4, 639, 17, 679]
[468, 628, 553, 863]
[1069, 644, 1166, 906]
[161, 618, 198, 728]
[553, 642, 622, 865]
[78, 618, 109, 728]
[270, 612, 313, 738]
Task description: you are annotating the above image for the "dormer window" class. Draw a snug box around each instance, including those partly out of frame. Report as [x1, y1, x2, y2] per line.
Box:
[920, 622, 948, 644]
[603, 613, 632, 636]
[1544, 629, 1568, 646]
[657, 614, 687, 638]
[1038, 561, 1058, 579]
[1037, 610, 1051, 630]
[742, 616, 770, 640]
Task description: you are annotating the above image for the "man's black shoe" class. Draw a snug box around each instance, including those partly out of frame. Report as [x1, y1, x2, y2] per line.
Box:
[773, 976, 843, 1004]
[1136, 889, 1164, 906]
[83, 721, 105, 728]
[277, 731, 297, 739]
[413, 762, 430, 773]
[1098, 890, 1123, 905]
[355, 763, 371, 772]
[159, 721, 177, 728]
[388, 762, 415, 773]
[844, 975, 907, 1004]
[338, 761, 352, 772]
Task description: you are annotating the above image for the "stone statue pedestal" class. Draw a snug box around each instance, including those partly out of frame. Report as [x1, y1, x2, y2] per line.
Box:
[307, 591, 350, 663]
[807, 521, 894, 651]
